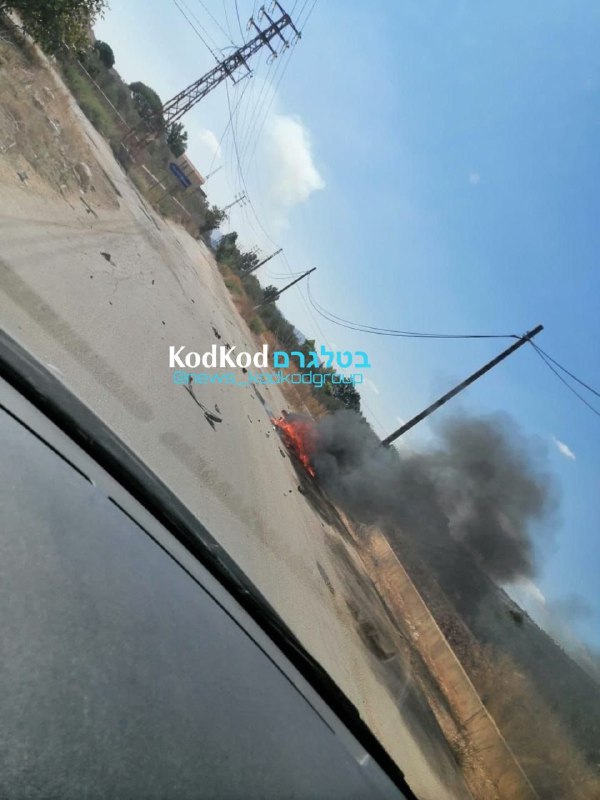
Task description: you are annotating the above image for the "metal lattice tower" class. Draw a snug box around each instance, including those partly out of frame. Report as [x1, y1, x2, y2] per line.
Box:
[130, 3, 300, 147]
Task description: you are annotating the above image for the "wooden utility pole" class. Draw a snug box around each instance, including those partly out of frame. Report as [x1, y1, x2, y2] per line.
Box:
[222, 193, 247, 213]
[204, 165, 223, 182]
[255, 267, 316, 308]
[381, 324, 543, 446]
[245, 248, 283, 274]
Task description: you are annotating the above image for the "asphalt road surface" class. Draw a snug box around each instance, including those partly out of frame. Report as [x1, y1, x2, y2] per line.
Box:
[0, 93, 469, 800]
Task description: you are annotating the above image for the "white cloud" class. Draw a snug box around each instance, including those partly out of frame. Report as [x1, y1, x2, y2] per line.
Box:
[266, 114, 325, 209]
[468, 171, 481, 185]
[197, 128, 222, 161]
[552, 436, 576, 461]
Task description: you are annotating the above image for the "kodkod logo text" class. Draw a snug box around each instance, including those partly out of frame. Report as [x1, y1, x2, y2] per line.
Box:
[169, 345, 370, 387]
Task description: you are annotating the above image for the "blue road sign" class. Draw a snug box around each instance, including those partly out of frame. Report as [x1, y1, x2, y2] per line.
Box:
[169, 162, 192, 188]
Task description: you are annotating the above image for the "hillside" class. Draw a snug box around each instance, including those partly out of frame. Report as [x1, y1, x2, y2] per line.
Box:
[387, 522, 600, 798]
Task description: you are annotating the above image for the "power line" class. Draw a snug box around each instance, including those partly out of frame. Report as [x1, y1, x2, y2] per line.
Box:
[381, 326, 544, 445]
[211, 6, 335, 361]
[206, 76, 252, 174]
[233, 0, 245, 41]
[306, 277, 518, 340]
[226, 79, 247, 189]
[221, 70, 292, 252]
[221, 0, 235, 42]
[294, 0, 310, 25]
[129, 5, 299, 147]
[196, 0, 236, 45]
[264, 270, 306, 278]
[532, 344, 600, 400]
[172, 0, 219, 60]
[530, 343, 600, 420]
[242, 43, 294, 172]
[238, 55, 280, 165]
[236, 48, 269, 150]
[297, 0, 317, 30]
[237, 5, 300, 171]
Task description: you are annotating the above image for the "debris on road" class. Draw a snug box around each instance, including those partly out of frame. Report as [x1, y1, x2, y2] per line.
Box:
[183, 384, 223, 430]
[79, 196, 98, 217]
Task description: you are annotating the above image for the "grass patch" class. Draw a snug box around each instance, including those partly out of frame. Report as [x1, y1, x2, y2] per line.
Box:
[59, 61, 119, 139]
[224, 275, 242, 295]
[248, 315, 264, 334]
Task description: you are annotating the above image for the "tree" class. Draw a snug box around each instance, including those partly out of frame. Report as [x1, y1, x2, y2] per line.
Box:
[215, 232, 239, 264]
[328, 378, 361, 412]
[239, 251, 259, 273]
[199, 205, 226, 235]
[129, 81, 163, 125]
[262, 285, 279, 304]
[166, 122, 188, 157]
[0, 0, 107, 53]
[93, 39, 114, 69]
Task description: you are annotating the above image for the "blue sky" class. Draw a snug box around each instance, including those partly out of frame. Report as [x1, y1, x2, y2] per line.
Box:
[95, 0, 600, 648]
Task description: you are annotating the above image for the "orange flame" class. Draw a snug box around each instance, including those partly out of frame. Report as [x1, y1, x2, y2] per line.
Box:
[272, 415, 316, 477]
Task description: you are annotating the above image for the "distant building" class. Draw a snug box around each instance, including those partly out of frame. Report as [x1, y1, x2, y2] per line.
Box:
[173, 154, 206, 190]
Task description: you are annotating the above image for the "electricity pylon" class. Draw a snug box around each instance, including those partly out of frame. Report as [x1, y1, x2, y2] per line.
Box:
[128, 2, 300, 149]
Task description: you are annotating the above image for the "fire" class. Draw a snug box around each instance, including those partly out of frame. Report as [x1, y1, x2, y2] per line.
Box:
[272, 414, 316, 478]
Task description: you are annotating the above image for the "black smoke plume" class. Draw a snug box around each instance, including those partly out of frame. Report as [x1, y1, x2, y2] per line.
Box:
[311, 410, 554, 584]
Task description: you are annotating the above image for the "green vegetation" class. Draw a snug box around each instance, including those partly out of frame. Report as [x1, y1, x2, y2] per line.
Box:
[59, 58, 119, 138]
[129, 81, 163, 126]
[166, 122, 188, 158]
[262, 285, 279, 304]
[93, 39, 114, 69]
[199, 204, 227, 235]
[0, 0, 107, 53]
[248, 316, 265, 335]
[55, 39, 226, 236]
[215, 232, 362, 415]
[1, 7, 349, 412]
[0, 1, 225, 237]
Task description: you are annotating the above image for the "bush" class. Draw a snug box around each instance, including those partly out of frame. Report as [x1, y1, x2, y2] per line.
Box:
[5, 0, 108, 54]
[94, 39, 114, 69]
[60, 62, 117, 136]
[224, 276, 242, 296]
[249, 316, 264, 334]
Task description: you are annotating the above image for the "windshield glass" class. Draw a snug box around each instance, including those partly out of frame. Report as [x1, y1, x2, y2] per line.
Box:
[1, 2, 599, 799]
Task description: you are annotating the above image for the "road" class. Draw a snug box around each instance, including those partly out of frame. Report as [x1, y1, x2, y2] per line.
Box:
[0, 90, 468, 800]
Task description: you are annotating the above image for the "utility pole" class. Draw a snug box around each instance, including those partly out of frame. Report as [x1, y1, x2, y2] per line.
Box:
[204, 165, 223, 182]
[222, 192, 247, 213]
[126, 2, 300, 149]
[381, 324, 544, 446]
[255, 267, 316, 308]
[245, 248, 283, 274]
[222, 193, 248, 222]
